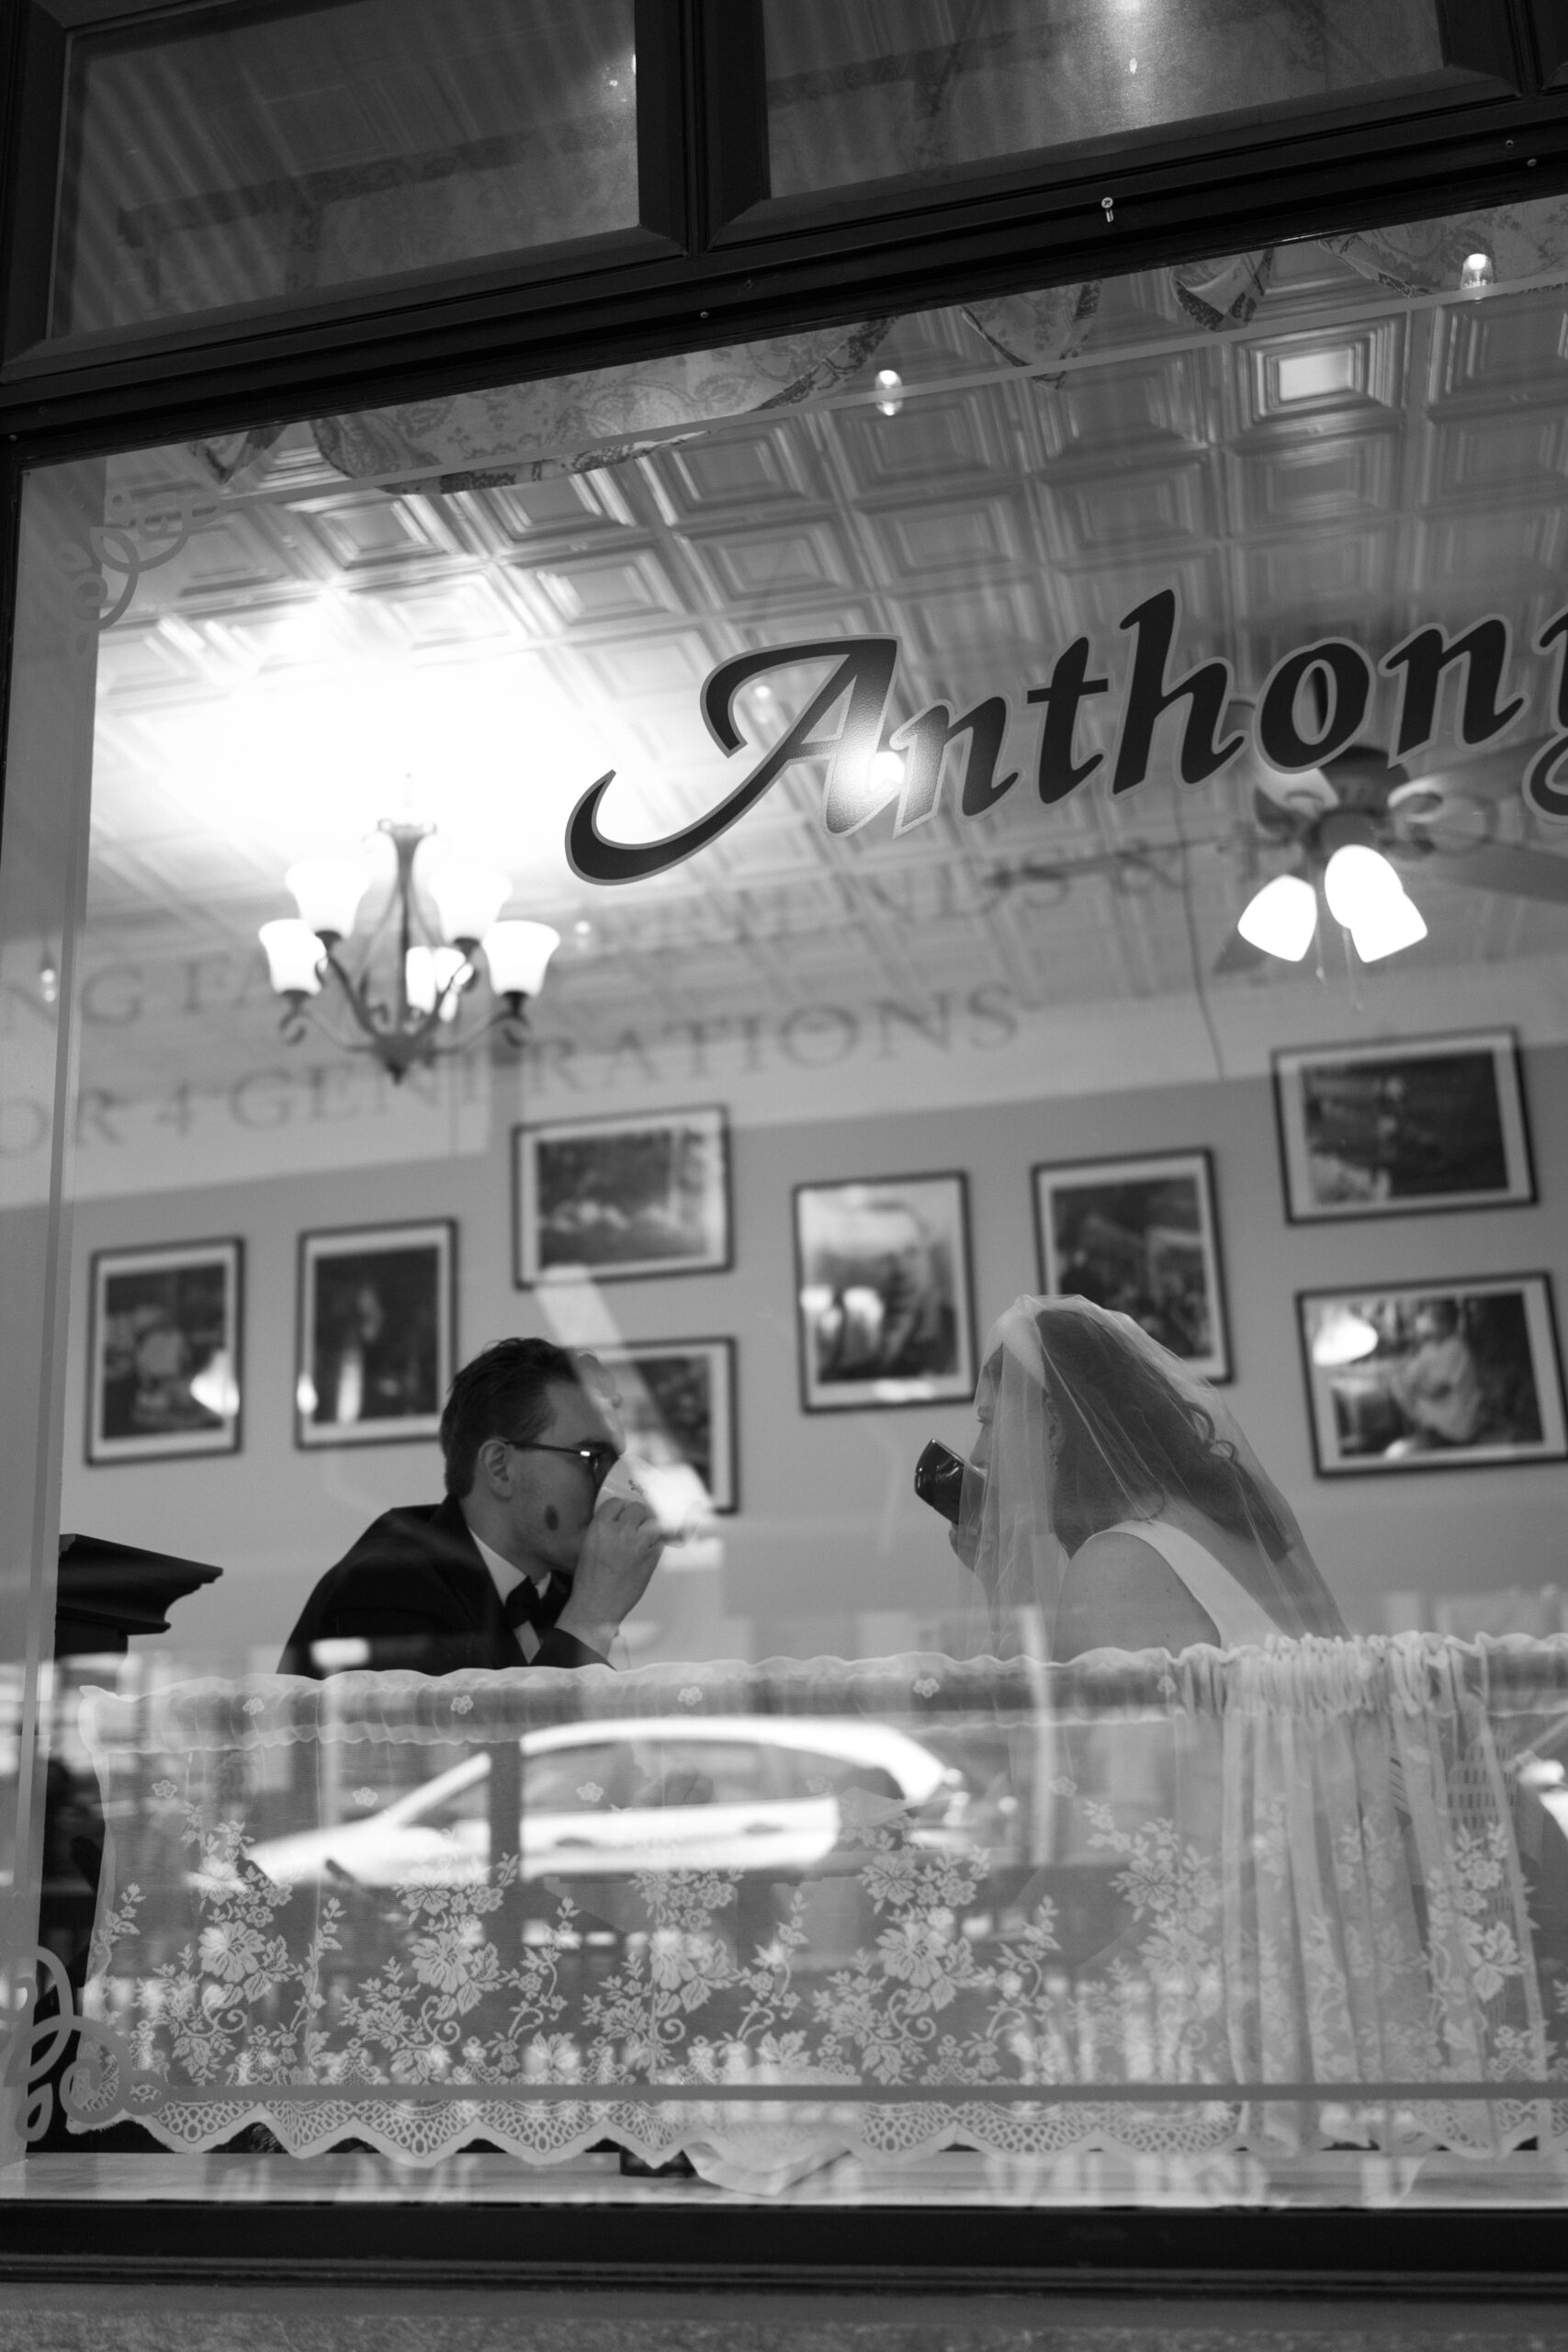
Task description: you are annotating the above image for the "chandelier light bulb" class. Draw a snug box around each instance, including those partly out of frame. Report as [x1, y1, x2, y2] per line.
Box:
[1460, 248, 1495, 292]
[259, 918, 324, 996]
[426, 859, 511, 947]
[405, 944, 468, 1019]
[1349, 889, 1428, 963]
[285, 857, 369, 943]
[482, 920, 561, 999]
[1322, 842, 1403, 931]
[1236, 872, 1317, 961]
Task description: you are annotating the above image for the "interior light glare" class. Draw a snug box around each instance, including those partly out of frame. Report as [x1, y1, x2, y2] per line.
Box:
[285, 857, 369, 942]
[1460, 249, 1495, 292]
[875, 368, 905, 417]
[189, 1350, 240, 1419]
[1312, 1309, 1381, 1369]
[481, 919, 561, 999]
[259, 918, 324, 996]
[1350, 891, 1428, 963]
[405, 944, 469, 1020]
[1323, 842, 1403, 930]
[869, 750, 906, 790]
[425, 858, 510, 947]
[1236, 873, 1317, 962]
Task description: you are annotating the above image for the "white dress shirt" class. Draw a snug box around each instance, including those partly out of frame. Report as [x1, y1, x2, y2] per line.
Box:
[468, 1529, 553, 1662]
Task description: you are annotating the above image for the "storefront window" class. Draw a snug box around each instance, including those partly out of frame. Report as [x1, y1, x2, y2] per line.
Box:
[6, 204, 1568, 2212]
[763, 0, 1448, 197]
[51, 0, 640, 336]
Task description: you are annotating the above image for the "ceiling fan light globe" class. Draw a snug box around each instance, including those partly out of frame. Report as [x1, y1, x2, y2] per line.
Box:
[1349, 890, 1427, 962]
[259, 919, 324, 997]
[1323, 842, 1402, 929]
[1236, 873, 1317, 961]
[285, 857, 370, 941]
[481, 920, 560, 1000]
[426, 859, 511, 946]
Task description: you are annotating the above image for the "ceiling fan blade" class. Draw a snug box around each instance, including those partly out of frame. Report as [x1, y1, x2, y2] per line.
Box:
[1422, 842, 1568, 905]
[1410, 737, 1551, 802]
[1213, 927, 1267, 975]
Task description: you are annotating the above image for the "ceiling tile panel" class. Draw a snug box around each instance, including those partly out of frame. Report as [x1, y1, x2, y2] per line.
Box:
[862, 494, 1031, 585]
[528, 549, 685, 628]
[1034, 352, 1213, 458]
[1424, 412, 1568, 501]
[1227, 428, 1401, 532]
[830, 389, 1015, 494]
[1039, 457, 1215, 560]
[458, 475, 635, 547]
[682, 519, 860, 605]
[1434, 294, 1568, 404]
[289, 493, 462, 574]
[1237, 319, 1405, 430]
[1235, 524, 1396, 617]
[649, 429, 821, 518]
[581, 632, 714, 699]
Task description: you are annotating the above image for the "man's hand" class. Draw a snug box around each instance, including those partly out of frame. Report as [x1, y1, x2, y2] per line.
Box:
[554, 1493, 663, 1659]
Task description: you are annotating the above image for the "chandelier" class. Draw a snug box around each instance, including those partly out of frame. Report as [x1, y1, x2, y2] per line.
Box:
[258, 820, 559, 1083]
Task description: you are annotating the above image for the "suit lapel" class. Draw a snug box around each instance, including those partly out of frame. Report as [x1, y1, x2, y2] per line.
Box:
[423, 1496, 510, 1653]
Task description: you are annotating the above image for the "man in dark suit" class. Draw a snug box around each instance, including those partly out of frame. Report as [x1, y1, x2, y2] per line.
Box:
[281, 1336, 663, 1675]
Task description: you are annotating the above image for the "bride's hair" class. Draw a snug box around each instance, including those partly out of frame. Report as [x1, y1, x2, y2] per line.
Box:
[1036, 1305, 1291, 1561]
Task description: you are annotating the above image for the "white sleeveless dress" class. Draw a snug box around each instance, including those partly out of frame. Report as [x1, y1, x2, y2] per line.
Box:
[1099, 1517, 1281, 1646]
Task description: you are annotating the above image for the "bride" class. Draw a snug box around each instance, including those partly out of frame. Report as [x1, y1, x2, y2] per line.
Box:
[953, 1295, 1346, 1656]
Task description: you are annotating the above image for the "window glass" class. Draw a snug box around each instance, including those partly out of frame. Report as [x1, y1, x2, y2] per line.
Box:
[763, 0, 1447, 197]
[52, 0, 639, 337]
[8, 204, 1568, 2214]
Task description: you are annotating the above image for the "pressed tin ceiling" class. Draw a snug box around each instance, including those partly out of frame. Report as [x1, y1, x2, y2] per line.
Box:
[78, 240, 1568, 1102]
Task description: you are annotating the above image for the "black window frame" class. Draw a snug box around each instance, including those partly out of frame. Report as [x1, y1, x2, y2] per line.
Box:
[3, 0, 1568, 2301]
[700, 0, 1528, 240]
[0, 0, 690, 387]
[0, 0, 1562, 443]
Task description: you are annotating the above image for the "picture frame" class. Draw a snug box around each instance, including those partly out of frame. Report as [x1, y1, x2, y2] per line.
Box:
[1296, 1273, 1567, 1476]
[1032, 1148, 1232, 1383]
[296, 1220, 456, 1450]
[1271, 1031, 1534, 1224]
[86, 1238, 243, 1464]
[793, 1171, 976, 1413]
[594, 1339, 739, 1518]
[513, 1106, 732, 1286]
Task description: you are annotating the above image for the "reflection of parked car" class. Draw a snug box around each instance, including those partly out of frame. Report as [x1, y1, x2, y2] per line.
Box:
[246, 1717, 971, 1891]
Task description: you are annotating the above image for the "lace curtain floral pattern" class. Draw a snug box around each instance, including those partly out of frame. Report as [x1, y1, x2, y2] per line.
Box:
[63, 1638, 1568, 2181]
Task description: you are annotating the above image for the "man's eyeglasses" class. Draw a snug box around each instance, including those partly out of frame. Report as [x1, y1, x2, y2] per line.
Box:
[505, 1438, 618, 1489]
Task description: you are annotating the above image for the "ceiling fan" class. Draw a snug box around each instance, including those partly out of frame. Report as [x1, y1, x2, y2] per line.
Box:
[1217, 713, 1568, 974]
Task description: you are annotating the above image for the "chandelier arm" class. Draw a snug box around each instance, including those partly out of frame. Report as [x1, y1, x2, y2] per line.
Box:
[276, 996, 392, 1058]
[412, 995, 534, 1064]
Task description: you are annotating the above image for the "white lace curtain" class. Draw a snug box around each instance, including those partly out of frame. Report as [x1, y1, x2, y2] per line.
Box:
[66, 1635, 1568, 2187]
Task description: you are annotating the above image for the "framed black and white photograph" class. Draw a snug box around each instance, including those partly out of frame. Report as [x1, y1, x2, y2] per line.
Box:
[296, 1220, 455, 1450]
[1272, 1032, 1534, 1223]
[595, 1340, 738, 1521]
[794, 1172, 976, 1413]
[86, 1238, 243, 1464]
[513, 1106, 731, 1286]
[1297, 1274, 1567, 1476]
[1032, 1148, 1232, 1383]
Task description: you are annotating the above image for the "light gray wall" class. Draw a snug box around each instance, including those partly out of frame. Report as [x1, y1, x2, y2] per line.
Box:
[58, 1046, 1568, 1665]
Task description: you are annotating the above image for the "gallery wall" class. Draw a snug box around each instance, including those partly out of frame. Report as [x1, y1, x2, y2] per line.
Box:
[54, 1037, 1568, 1668]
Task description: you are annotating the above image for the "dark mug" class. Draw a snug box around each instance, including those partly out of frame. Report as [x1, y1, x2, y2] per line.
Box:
[913, 1439, 966, 1524]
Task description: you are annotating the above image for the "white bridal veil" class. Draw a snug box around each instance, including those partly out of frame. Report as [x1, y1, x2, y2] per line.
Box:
[955, 1294, 1347, 1655]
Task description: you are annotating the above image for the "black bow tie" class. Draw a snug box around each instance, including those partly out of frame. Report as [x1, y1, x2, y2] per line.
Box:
[502, 1575, 563, 1637]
